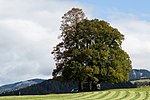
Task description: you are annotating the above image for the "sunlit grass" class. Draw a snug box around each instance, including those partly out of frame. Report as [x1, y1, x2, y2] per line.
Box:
[0, 87, 150, 100]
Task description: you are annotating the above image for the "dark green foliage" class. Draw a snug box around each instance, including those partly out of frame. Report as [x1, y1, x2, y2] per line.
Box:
[100, 82, 136, 90]
[52, 8, 132, 90]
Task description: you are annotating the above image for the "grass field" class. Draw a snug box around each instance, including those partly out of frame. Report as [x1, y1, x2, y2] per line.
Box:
[0, 87, 150, 100]
[130, 79, 150, 83]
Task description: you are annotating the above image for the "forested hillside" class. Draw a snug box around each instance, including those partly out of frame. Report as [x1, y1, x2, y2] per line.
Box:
[0, 79, 78, 96]
[129, 69, 150, 80]
[0, 79, 44, 94]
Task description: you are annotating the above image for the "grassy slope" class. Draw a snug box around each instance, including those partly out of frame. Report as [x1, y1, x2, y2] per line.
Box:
[0, 87, 150, 100]
[130, 79, 150, 83]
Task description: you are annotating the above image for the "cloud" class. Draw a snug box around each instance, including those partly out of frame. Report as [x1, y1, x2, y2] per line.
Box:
[0, 0, 90, 86]
[0, 19, 53, 85]
[109, 12, 150, 70]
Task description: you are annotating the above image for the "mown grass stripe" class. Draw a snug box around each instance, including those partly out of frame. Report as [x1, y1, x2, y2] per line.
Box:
[117, 90, 130, 100]
[122, 91, 136, 100]
[68, 91, 99, 100]
[135, 91, 146, 100]
[64, 92, 86, 99]
[130, 91, 141, 100]
[143, 91, 150, 100]
[114, 90, 127, 100]
[86, 91, 106, 99]
[148, 91, 150, 100]
[108, 90, 120, 99]
[77, 91, 108, 100]
[100, 90, 118, 100]
[82, 91, 101, 99]
[72, 92, 98, 100]
[73, 92, 90, 100]
[95, 91, 111, 99]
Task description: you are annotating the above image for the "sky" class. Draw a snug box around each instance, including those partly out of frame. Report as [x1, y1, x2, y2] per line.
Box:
[0, 0, 150, 86]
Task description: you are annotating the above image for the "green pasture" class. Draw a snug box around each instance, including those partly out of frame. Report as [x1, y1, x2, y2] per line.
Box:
[0, 87, 150, 100]
[130, 79, 150, 83]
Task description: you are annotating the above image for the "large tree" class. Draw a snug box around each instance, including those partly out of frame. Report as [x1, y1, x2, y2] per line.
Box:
[52, 8, 132, 91]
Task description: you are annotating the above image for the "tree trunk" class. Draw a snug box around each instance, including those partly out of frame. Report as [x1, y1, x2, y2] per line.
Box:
[92, 82, 97, 91]
[78, 81, 82, 92]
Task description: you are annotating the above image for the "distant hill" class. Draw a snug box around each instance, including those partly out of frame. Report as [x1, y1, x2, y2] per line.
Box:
[0, 79, 78, 96]
[0, 79, 44, 94]
[129, 69, 150, 80]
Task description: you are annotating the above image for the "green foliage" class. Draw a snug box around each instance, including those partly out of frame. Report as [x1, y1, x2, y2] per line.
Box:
[52, 8, 132, 88]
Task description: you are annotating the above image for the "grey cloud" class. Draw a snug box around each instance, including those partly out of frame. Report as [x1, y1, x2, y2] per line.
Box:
[110, 14, 150, 71]
[0, 0, 87, 86]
